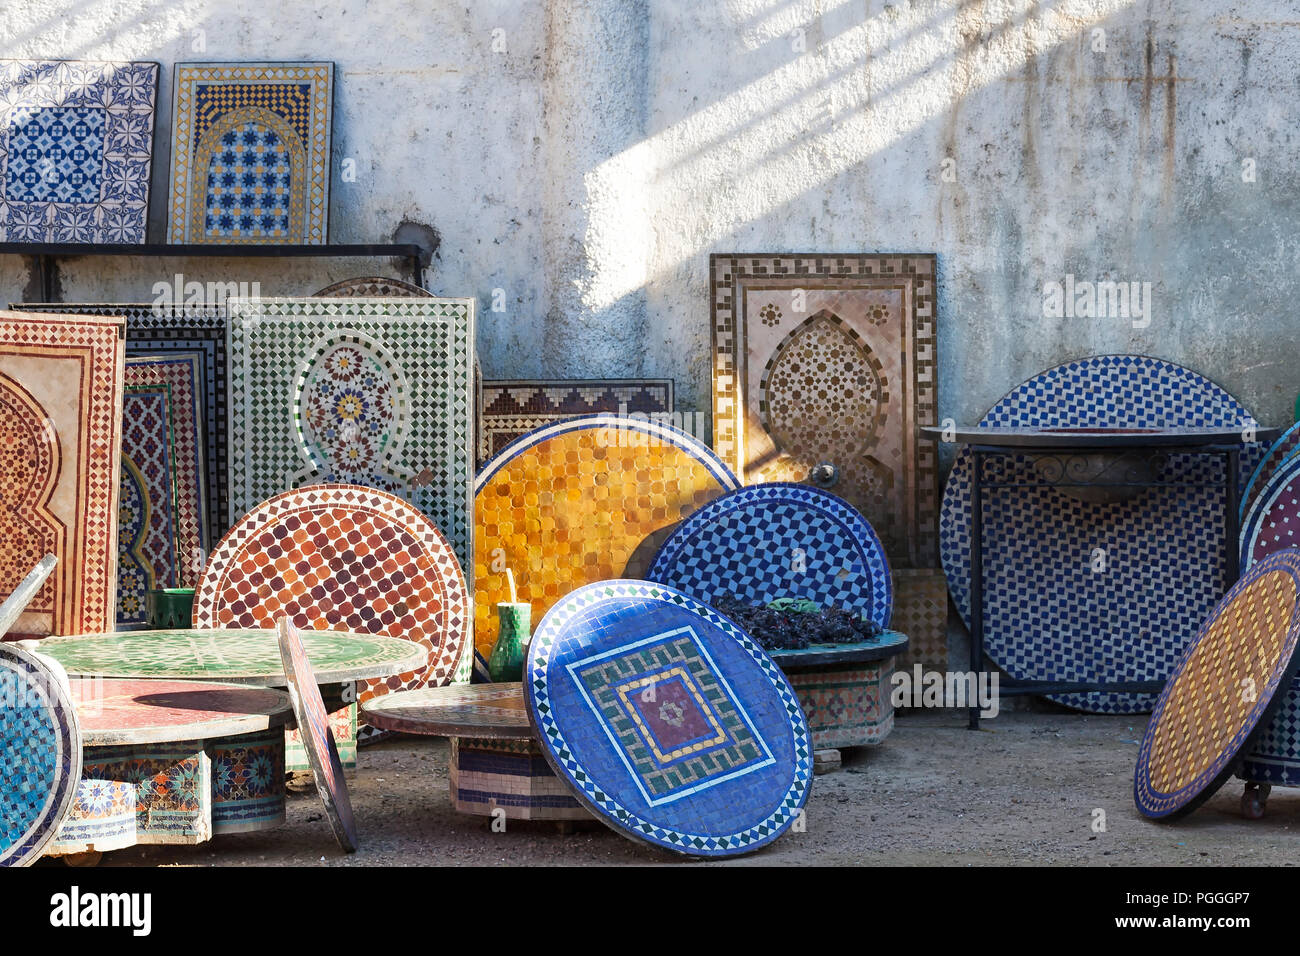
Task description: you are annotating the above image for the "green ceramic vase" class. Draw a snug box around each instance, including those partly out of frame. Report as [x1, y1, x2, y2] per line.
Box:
[146, 588, 195, 629]
[488, 602, 531, 682]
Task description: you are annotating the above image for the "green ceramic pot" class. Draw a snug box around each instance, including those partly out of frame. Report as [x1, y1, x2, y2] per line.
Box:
[146, 588, 195, 629]
[488, 602, 531, 682]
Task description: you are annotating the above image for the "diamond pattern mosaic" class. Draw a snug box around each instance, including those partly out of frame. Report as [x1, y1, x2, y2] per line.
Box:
[479, 379, 674, 467]
[0, 311, 124, 636]
[647, 482, 892, 628]
[939, 355, 1263, 714]
[227, 297, 475, 571]
[168, 62, 332, 244]
[192, 485, 469, 725]
[1135, 549, 1300, 819]
[782, 665, 891, 748]
[118, 384, 179, 626]
[313, 276, 429, 298]
[278, 618, 357, 852]
[892, 568, 950, 671]
[526, 580, 811, 857]
[1241, 422, 1300, 520]
[711, 254, 938, 568]
[0, 644, 80, 866]
[12, 303, 230, 535]
[474, 414, 738, 664]
[0, 59, 158, 243]
[1240, 456, 1300, 571]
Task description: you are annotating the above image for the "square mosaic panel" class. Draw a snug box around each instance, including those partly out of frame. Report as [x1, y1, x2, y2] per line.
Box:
[11, 303, 230, 535]
[227, 297, 476, 570]
[168, 62, 333, 244]
[711, 254, 938, 568]
[0, 59, 159, 242]
[118, 383, 179, 626]
[892, 567, 950, 671]
[0, 310, 124, 636]
[478, 379, 674, 466]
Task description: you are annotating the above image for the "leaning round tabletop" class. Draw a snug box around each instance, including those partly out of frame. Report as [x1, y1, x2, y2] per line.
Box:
[35, 628, 425, 686]
[361, 682, 532, 739]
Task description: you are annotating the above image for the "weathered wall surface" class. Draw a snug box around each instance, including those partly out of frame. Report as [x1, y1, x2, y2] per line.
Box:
[2, 0, 1297, 426]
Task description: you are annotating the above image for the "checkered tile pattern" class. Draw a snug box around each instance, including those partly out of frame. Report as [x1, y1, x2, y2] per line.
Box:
[1135, 549, 1300, 818]
[646, 482, 893, 627]
[0, 644, 81, 866]
[527, 580, 811, 857]
[939, 355, 1263, 714]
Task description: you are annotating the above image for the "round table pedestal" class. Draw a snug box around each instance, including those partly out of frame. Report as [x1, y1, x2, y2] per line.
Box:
[448, 737, 587, 822]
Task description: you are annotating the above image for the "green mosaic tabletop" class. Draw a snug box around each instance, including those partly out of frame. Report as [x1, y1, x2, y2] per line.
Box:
[34, 628, 424, 686]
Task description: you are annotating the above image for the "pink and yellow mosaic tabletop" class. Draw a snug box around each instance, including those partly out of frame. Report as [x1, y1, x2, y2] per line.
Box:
[34, 627, 424, 687]
[362, 683, 532, 739]
[70, 679, 293, 746]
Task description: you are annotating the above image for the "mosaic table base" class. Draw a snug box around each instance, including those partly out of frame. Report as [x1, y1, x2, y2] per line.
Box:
[0, 59, 159, 243]
[10, 303, 230, 535]
[478, 379, 674, 467]
[939, 355, 1263, 714]
[768, 633, 908, 749]
[711, 253, 939, 567]
[192, 485, 470, 747]
[168, 62, 333, 244]
[0, 311, 124, 636]
[646, 482, 893, 628]
[277, 618, 358, 853]
[227, 297, 476, 572]
[527, 580, 812, 857]
[361, 683, 588, 821]
[475, 414, 738, 664]
[1240, 455, 1300, 571]
[1134, 549, 1300, 820]
[0, 643, 81, 866]
[1241, 423, 1300, 520]
[45, 679, 291, 857]
[892, 568, 950, 671]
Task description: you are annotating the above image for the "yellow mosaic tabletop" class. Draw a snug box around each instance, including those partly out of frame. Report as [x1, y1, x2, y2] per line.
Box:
[1134, 549, 1300, 819]
[473, 415, 738, 661]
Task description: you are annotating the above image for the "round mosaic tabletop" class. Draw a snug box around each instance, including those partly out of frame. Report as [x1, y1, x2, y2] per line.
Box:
[938, 354, 1264, 714]
[277, 618, 358, 853]
[646, 483, 893, 627]
[34, 628, 424, 686]
[767, 631, 910, 668]
[474, 414, 739, 664]
[69, 679, 293, 746]
[0, 643, 81, 867]
[313, 276, 430, 298]
[1240, 455, 1300, 571]
[361, 683, 531, 739]
[526, 579, 812, 857]
[191, 485, 470, 709]
[1134, 549, 1300, 819]
[1240, 423, 1300, 520]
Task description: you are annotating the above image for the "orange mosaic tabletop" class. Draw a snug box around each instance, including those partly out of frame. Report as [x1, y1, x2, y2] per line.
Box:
[472, 415, 738, 662]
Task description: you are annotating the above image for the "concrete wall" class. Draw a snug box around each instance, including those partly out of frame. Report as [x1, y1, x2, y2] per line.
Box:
[3, 0, 1298, 427]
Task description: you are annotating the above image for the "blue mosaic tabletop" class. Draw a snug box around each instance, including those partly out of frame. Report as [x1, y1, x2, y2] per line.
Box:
[526, 580, 812, 857]
[646, 483, 893, 628]
[1135, 548, 1300, 819]
[939, 355, 1265, 714]
[0, 644, 81, 866]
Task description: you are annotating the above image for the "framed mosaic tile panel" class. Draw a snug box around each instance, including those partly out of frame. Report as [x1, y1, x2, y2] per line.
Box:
[11, 303, 229, 535]
[0, 310, 124, 636]
[478, 379, 674, 467]
[118, 382, 180, 627]
[227, 297, 475, 571]
[168, 62, 333, 244]
[122, 354, 207, 590]
[0, 59, 159, 243]
[711, 254, 938, 568]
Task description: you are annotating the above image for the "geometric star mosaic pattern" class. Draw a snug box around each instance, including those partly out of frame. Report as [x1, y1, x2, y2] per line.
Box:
[168, 62, 332, 244]
[0, 59, 159, 243]
[1135, 549, 1300, 819]
[227, 297, 475, 572]
[939, 354, 1264, 714]
[474, 414, 739, 664]
[526, 580, 811, 857]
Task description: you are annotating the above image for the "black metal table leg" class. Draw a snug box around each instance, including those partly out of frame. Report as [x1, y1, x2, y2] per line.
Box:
[1226, 446, 1241, 585]
[969, 448, 984, 730]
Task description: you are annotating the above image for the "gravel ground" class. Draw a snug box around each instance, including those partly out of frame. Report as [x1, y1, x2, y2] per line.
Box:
[80, 711, 1300, 867]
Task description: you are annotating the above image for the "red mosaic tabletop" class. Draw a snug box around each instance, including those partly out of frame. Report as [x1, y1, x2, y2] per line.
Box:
[68, 678, 294, 746]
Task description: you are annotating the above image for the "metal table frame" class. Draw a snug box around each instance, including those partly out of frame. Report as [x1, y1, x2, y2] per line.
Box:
[932, 427, 1280, 729]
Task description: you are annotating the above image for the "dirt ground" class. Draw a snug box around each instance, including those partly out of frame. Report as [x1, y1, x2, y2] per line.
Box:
[79, 710, 1300, 866]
